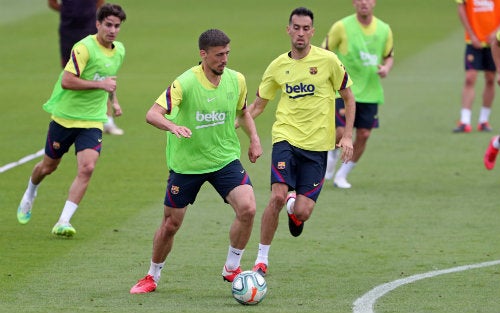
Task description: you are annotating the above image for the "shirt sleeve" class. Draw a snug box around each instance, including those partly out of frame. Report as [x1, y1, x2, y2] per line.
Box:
[384, 27, 394, 58]
[257, 62, 280, 100]
[321, 21, 346, 54]
[331, 55, 353, 91]
[156, 79, 182, 115]
[64, 43, 90, 77]
[236, 72, 248, 111]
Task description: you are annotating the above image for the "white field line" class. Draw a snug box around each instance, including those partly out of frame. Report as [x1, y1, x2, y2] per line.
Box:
[353, 259, 500, 313]
[0, 149, 44, 173]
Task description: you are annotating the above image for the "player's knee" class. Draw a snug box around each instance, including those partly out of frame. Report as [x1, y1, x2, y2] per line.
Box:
[294, 207, 312, 222]
[271, 193, 287, 209]
[237, 203, 256, 223]
[78, 162, 96, 177]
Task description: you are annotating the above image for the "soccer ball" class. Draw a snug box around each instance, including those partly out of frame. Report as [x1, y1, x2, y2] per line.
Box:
[231, 270, 267, 305]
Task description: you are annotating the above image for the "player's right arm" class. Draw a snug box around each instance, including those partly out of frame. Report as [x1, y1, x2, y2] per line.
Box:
[457, 1, 481, 48]
[61, 42, 117, 92]
[492, 32, 500, 86]
[61, 72, 117, 92]
[147, 81, 192, 138]
[146, 103, 191, 138]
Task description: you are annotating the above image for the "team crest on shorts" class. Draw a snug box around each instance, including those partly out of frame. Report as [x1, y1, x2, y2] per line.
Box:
[52, 142, 61, 150]
[170, 185, 180, 195]
[309, 67, 318, 75]
[277, 161, 286, 170]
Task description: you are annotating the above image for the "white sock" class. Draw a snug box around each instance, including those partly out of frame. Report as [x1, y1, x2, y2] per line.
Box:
[255, 243, 270, 265]
[325, 149, 339, 180]
[58, 200, 78, 224]
[479, 107, 491, 124]
[460, 108, 472, 125]
[148, 260, 165, 282]
[286, 195, 295, 214]
[335, 161, 356, 179]
[25, 177, 38, 199]
[225, 246, 244, 270]
[494, 136, 500, 149]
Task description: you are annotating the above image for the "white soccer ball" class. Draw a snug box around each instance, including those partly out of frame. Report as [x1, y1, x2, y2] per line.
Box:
[231, 270, 267, 305]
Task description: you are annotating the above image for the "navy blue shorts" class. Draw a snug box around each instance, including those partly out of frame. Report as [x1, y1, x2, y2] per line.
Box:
[164, 159, 252, 208]
[270, 141, 326, 202]
[464, 44, 495, 71]
[45, 120, 102, 159]
[335, 98, 379, 129]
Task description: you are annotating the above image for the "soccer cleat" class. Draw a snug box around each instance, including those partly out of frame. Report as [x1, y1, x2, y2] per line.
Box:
[51, 222, 76, 237]
[103, 123, 124, 135]
[334, 176, 352, 189]
[286, 193, 304, 237]
[17, 193, 36, 224]
[130, 275, 157, 294]
[477, 122, 492, 132]
[252, 263, 268, 277]
[222, 265, 242, 282]
[452, 123, 472, 133]
[484, 136, 499, 170]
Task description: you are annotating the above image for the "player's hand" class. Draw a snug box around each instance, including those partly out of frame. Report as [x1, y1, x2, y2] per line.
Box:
[336, 137, 353, 162]
[170, 125, 192, 138]
[101, 76, 117, 92]
[248, 136, 262, 163]
[112, 102, 123, 117]
[377, 64, 389, 78]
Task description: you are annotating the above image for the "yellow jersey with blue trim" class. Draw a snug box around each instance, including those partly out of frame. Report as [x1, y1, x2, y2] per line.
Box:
[257, 45, 352, 151]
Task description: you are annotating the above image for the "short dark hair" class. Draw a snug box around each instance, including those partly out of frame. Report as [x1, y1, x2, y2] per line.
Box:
[198, 29, 231, 51]
[289, 7, 314, 25]
[97, 3, 127, 22]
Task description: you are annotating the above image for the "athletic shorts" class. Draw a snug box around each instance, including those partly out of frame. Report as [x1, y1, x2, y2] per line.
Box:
[335, 98, 379, 129]
[464, 44, 495, 71]
[164, 159, 252, 208]
[270, 140, 326, 202]
[45, 120, 102, 159]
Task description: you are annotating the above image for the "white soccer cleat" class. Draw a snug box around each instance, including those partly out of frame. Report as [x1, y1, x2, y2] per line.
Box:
[334, 177, 351, 189]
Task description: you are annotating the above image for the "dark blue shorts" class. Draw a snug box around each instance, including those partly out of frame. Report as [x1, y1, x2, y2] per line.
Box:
[164, 159, 252, 208]
[464, 44, 495, 71]
[270, 141, 326, 202]
[45, 120, 103, 159]
[335, 98, 379, 129]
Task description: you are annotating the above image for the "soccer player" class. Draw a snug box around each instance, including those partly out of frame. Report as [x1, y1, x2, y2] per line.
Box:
[322, 0, 394, 188]
[48, 0, 125, 135]
[484, 29, 500, 169]
[16, 3, 127, 236]
[248, 7, 355, 277]
[129, 29, 262, 294]
[453, 0, 500, 133]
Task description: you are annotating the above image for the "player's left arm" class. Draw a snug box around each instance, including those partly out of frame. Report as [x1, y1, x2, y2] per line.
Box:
[377, 28, 394, 78]
[337, 87, 355, 163]
[237, 106, 262, 164]
[108, 91, 122, 117]
[235, 73, 262, 163]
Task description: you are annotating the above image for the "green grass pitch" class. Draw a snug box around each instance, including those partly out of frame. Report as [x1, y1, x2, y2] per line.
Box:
[1, 1, 499, 312]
